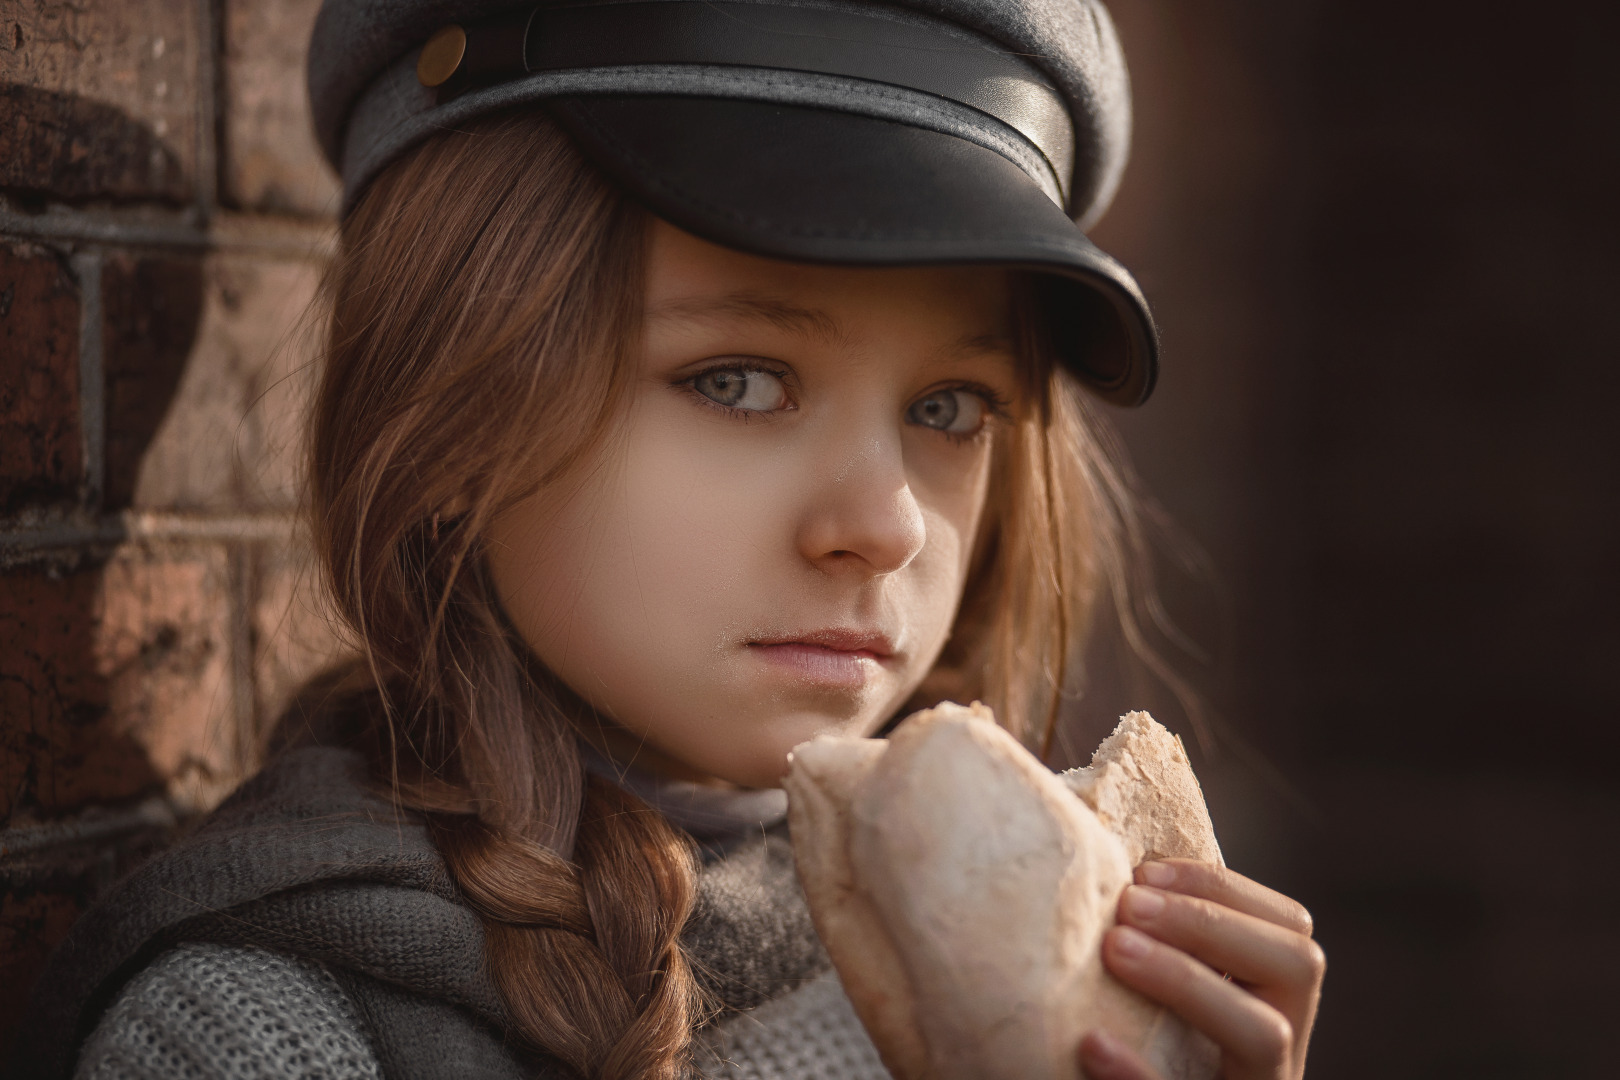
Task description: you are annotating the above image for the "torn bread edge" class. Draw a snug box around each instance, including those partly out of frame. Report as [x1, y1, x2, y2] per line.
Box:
[785, 704, 1221, 1080]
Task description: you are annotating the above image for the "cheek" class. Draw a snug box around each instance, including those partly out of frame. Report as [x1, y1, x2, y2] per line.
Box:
[911, 433, 995, 556]
[607, 416, 792, 632]
[887, 514, 969, 686]
[486, 406, 793, 704]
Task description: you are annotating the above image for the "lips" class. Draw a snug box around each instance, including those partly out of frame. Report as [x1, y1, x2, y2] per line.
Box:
[746, 628, 898, 688]
[749, 627, 896, 659]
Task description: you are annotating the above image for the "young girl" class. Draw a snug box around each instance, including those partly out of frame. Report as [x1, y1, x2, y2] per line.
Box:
[21, 2, 1324, 1079]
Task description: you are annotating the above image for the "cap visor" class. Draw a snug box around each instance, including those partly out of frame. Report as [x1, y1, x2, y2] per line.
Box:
[546, 95, 1157, 405]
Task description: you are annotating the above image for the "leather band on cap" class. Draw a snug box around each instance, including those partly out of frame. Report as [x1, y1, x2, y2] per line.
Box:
[422, 1, 1075, 201]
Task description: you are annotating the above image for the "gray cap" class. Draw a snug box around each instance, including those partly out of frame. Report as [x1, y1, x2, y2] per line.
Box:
[307, 0, 1159, 404]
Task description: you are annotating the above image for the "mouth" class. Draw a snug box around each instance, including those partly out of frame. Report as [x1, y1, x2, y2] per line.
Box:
[746, 628, 898, 688]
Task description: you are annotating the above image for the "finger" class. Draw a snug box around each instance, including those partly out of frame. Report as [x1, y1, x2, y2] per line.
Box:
[1136, 860, 1314, 937]
[1078, 1030, 1162, 1080]
[1118, 885, 1327, 994]
[1103, 925, 1295, 1078]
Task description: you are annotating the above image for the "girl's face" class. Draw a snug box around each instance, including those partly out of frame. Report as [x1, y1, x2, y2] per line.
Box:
[487, 220, 1020, 788]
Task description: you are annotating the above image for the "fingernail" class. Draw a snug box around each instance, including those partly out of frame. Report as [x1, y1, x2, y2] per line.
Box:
[1123, 885, 1166, 920]
[1112, 926, 1151, 959]
[1139, 862, 1175, 888]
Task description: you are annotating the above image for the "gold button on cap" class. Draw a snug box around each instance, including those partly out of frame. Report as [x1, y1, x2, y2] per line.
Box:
[417, 24, 467, 88]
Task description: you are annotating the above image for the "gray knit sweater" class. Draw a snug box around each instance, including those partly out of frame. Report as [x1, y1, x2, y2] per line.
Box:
[77, 945, 886, 1080]
[17, 745, 890, 1080]
[76, 944, 383, 1080]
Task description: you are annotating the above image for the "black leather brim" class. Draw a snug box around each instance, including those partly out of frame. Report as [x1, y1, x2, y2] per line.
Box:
[545, 95, 1157, 406]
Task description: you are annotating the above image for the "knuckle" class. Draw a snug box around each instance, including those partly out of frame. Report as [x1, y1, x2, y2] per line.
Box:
[1292, 902, 1316, 937]
[1183, 895, 1221, 938]
[1188, 859, 1226, 891]
[1155, 947, 1199, 998]
[1242, 1009, 1294, 1063]
[1300, 938, 1327, 982]
[1165, 968, 1202, 1008]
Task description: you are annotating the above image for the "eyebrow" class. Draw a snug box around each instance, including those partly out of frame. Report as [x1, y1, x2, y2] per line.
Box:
[648, 292, 1018, 365]
[646, 292, 846, 346]
[941, 330, 1017, 361]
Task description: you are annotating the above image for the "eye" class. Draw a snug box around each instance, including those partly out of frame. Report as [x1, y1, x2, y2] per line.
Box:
[691, 366, 791, 412]
[906, 388, 991, 437]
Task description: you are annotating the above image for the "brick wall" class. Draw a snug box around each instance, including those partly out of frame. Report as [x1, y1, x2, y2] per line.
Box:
[0, 0, 343, 1050]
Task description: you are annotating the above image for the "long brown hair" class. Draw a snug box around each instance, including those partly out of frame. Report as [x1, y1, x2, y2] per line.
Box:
[304, 108, 1143, 1079]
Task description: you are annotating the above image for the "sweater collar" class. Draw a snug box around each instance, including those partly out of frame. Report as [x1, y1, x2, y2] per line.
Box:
[577, 742, 789, 844]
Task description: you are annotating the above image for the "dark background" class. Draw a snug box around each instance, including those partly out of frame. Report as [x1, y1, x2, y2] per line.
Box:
[1072, 1, 1620, 1075]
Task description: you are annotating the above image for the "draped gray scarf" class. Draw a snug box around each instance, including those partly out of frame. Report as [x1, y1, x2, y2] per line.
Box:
[12, 745, 830, 1080]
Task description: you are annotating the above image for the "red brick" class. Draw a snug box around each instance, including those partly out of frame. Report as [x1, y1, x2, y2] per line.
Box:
[0, 242, 81, 513]
[101, 254, 206, 509]
[222, 0, 341, 216]
[0, 544, 241, 821]
[129, 254, 322, 511]
[0, 565, 154, 820]
[0, 891, 83, 1061]
[0, 1, 199, 203]
[0, 823, 175, 1062]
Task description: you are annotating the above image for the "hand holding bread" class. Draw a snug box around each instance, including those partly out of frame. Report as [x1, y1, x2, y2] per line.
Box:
[785, 702, 1323, 1080]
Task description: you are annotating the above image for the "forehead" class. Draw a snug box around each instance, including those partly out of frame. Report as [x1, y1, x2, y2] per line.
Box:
[644, 218, 1016, 347]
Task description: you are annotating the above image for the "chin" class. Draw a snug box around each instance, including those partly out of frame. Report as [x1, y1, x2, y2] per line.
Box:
[685, 740, 796, 790]
[711, 713, 883, 790]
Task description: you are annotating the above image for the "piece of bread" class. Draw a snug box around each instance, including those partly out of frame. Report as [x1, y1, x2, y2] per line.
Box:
[785, 703, 1221, 1080]
[1060, 710, 1224, 869]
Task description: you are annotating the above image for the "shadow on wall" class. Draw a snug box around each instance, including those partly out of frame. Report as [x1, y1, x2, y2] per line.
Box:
[1, 90, 207, 1058]
[0, 84, 191, 206]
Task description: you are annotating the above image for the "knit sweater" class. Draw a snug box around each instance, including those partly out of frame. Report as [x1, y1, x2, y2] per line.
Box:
[77, 945, 886, 1080]
[76, 944, 383, 1080]
[15, 745, 890, 1080]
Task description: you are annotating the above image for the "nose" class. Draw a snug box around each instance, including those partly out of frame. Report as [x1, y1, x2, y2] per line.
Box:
[796, 427, 926, 576]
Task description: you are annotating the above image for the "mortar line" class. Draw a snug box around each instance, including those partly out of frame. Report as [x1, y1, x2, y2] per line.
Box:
[0, 210, 334, 258]
[0, 510, 299, 556]
[0, 797, 178, 859]
[195, 0, 221, 220]
[0, 211, 209, 249]
[71, 251, 106, 512]
[227, 542, 259, 777]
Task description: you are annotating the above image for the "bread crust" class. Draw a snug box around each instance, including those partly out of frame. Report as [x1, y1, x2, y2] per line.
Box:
[785, 737, 930, 1077]
[1061, 710, 1224, 869]
[785, 703, 1221, 1080]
